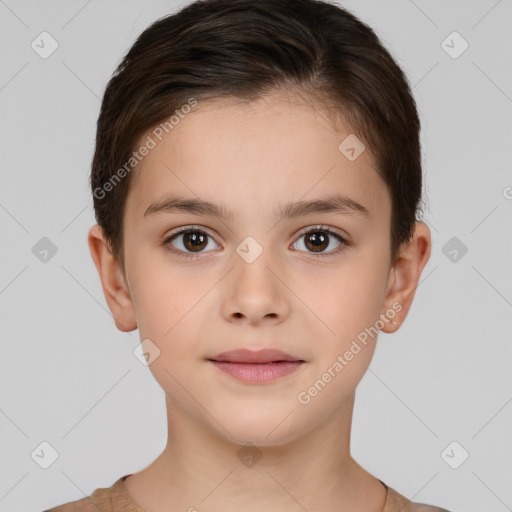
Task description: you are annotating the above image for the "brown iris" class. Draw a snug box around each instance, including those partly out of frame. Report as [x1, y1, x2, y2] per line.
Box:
[182, 231, 208, 252]
[304, 231, 329, 252]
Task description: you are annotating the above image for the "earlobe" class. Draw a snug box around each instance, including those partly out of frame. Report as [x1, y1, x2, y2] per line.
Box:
[380, 221, 432, 334]
[87, 224, 138, 332]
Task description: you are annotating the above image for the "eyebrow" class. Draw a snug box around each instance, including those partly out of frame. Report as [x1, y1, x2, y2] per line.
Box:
[143, 193, 369, 220]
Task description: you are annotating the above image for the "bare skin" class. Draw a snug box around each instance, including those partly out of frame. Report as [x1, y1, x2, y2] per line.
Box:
[88, 91, 431, 512]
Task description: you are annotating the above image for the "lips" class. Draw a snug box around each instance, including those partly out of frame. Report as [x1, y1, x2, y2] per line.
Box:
[208, 348, 305, 384]
[208, 348, 304, 364]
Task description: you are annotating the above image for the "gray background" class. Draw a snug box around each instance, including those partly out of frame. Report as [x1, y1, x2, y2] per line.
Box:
[1, 1, 511, 511]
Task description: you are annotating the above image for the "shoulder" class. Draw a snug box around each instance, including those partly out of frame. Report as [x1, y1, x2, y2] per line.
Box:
[384, 482, 452, 512]
[43, 479, 119, 512]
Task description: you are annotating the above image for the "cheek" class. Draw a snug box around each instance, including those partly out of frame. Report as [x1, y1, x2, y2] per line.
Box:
[131, 266, 207, 389]
[127, 254, 224, 375]
[289, 259, 388, 392]
[292, 271, 381, 414]
[293, 256, 386, 337]
[127, 246, 208, 335]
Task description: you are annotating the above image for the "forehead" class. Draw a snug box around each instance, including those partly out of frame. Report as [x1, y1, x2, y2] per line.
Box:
[125, 93, 390, 224]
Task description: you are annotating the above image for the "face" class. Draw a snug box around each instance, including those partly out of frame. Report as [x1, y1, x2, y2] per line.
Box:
[94, 92, 427, 447]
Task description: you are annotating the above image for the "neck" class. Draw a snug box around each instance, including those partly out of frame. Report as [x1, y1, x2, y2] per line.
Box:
[124, 392, 387, 512]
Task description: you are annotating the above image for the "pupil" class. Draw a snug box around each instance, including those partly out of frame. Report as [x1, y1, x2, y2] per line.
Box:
[185, 232, 207, 251]
[307, 232, 327, 252]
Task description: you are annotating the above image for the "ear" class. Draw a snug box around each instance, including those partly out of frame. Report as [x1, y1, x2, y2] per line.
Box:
[380, 221, 431, 333]
[87, 224, 137, 332]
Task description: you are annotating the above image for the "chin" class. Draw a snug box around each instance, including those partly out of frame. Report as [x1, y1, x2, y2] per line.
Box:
[211, 407, 307, 448]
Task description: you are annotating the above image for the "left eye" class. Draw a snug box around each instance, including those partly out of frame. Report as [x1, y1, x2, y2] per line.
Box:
[292, 227, 347, 255]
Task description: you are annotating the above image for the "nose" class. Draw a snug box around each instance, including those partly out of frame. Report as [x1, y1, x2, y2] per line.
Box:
[221, 251, 290, 326]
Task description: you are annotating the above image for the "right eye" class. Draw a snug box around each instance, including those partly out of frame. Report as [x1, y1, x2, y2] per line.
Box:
[162, 226, 221, 259]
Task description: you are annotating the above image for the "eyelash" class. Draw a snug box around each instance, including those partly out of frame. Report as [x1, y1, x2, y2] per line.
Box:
[161, 224, 351, 260]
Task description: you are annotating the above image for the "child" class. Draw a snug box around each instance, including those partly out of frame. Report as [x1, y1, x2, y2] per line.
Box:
[46, 0, 451, 510]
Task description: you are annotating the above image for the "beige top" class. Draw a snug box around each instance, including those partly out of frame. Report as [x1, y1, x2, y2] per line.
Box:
[44, 474, 451, 512]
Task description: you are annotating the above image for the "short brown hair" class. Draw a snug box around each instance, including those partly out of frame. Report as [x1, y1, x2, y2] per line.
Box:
[90, 0, 424, 271]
